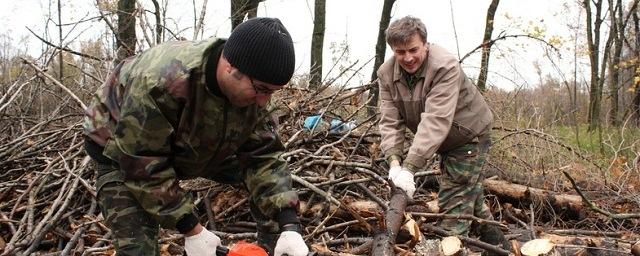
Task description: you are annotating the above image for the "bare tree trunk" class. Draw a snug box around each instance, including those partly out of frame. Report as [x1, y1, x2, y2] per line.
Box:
[231, 0, 263, 30]
[572, 13, 581, 145]
[309, 0, 326, 89]
[635, 80, 640, 126]
[598, 13, 614, 135]
[151, 0, 163, 44]
[368, 0, 396, 116]
[634, 9, 640, 126]
[583, 0, 604, 131]
[57, 0, 63, 81]
[476, 0, 500, 91]
[621, 1, 640, 126]
[607, 0, 624, 126]
[163, 1, 169, 40]
[193, 0, 209, 40]
[115, 0, 137, 64]
[246, 4, 258, 19]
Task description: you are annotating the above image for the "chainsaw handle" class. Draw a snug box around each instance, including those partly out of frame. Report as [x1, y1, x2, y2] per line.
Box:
[216, 243, 315, 256]
[215, 246, 229, 256]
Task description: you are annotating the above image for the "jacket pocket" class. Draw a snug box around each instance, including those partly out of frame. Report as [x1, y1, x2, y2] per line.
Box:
[438, 122, 476, 153]
[440, 143, 480, 185]
[95, 163, 124, 194]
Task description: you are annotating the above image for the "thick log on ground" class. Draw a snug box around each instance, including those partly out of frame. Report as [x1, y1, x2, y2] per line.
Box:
[302, 199, 384, 219]
[371, 187, 408, 256]
[483, 179, 583, 216]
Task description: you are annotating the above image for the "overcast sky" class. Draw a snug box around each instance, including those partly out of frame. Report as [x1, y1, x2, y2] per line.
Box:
[0, 0, 590, 90]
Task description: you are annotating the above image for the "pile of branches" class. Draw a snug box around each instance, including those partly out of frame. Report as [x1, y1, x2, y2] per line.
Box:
[1, 65, 640, 255]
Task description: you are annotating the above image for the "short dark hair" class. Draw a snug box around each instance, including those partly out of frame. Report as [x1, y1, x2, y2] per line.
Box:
[385, 16, 427, 46]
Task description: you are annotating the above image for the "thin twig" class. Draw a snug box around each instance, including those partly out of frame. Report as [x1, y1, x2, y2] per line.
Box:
[20, 58, 87, 109]
[563, 171, 640, 219]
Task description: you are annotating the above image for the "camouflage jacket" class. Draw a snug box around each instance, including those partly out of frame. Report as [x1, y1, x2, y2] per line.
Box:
[83, 38, 298, 229]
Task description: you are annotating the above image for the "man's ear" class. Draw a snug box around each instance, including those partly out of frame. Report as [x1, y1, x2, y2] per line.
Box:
[225, 65, 233, 74]
[219, 54, 233, 73]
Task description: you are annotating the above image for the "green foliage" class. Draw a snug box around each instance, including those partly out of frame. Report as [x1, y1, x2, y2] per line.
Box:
[555, 124, 640, 162]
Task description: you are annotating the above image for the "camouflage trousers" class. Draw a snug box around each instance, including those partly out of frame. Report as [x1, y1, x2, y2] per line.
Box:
[437, 133, 493, 236]
[95, 163, 282, 256]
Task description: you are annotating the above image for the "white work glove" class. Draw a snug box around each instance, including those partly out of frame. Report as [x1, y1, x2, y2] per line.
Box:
[274, 231, 309, 256]
[388, 166, 416, 198]
[184, 228, 221, 256]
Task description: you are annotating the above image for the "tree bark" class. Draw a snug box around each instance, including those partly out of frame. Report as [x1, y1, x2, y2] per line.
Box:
[631, 5, 640, 126]
[606, 0, 622, 126]
[371, 187, 407, 256]
[476, 0, 500, 91]
[150, 0, 163, 44]
[583, 0, 604, 131]
[57, 0, 64, 81]
[231, 0, 263, 30]
[116, 0, 137, 64]
[193, 0, 209, 40]
[309, 0, 326, 89]
[483, 179, 583, 216]
[368, 0, 396, 116]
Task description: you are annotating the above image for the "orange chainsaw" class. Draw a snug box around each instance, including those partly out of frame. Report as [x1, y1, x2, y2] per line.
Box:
[216, 241, 316, 256]
[216, 241, 268, 256]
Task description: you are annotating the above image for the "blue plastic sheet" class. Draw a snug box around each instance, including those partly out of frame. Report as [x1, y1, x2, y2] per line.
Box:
[303, 115, 324, 130]
[329, 119, 355, 134]
[304, 115, 355, 134]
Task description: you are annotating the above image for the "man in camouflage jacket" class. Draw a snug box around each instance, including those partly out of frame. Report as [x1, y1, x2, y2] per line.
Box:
[83, 18, 308, 256]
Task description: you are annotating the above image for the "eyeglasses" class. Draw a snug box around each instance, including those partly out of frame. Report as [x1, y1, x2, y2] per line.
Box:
[249, 77, 277, 95]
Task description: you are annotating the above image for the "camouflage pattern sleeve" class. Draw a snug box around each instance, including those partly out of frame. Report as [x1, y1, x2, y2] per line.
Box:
[83, 61, 127, 147]
[112, 88, 194, 230]
[237, 110, 299, 219]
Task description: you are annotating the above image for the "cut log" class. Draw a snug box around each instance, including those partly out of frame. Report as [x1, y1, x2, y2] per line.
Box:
[402, 213, 422, 245]
[483, 179, 583, 216]
[441, 236, 463, 256]
[632, 240, 640, 256]
[421, 224, 510, 255]
[520, 239, 556, 256]
[414, 237, 465, 256]
[511, 240, 522, 256]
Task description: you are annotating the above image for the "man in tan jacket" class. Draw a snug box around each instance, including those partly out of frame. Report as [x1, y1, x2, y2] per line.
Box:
[377, 16, 509, 252]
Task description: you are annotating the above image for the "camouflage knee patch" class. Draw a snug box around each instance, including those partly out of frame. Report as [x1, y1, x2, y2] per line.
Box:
[98, 175, 160, 256]
[438, 142, 492, 235]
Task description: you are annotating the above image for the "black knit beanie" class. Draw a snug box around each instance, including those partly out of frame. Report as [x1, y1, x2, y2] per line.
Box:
[224, 17, 295, 85]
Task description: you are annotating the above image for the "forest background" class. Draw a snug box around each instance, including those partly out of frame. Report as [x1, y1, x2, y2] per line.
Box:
[1, 0, 640, 255]
[1, 0, 639, 158]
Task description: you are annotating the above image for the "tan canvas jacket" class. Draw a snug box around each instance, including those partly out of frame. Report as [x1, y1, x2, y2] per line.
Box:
[377, 43, 493, 170]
